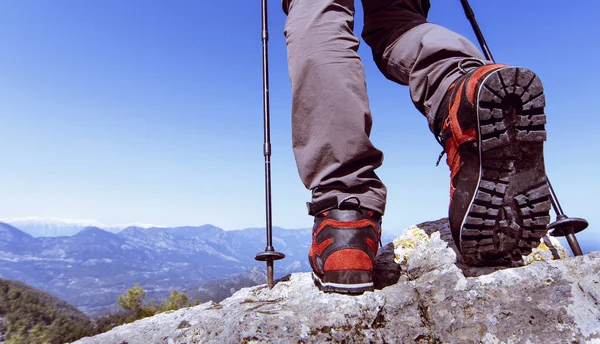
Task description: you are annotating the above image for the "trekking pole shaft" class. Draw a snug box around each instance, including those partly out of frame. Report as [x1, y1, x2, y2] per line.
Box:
[566, 231, 584, 256]
[547, 179, 584, 256]
[255, 0, 285, 290]
[267, 260, 274, 287]
[548, 180, 565, 217]
[459, 0, 495, 62]
[261, 0, 274, 251]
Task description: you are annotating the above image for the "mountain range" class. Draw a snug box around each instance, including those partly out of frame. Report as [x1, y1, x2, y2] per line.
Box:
[0, 220, 396, 316]
[0, 218, 152, 237]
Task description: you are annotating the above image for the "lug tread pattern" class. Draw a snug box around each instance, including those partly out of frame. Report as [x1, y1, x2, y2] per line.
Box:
[460, 68, 551, 266]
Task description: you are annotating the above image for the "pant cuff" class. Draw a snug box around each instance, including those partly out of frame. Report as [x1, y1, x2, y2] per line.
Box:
[308, 192, 386, 216]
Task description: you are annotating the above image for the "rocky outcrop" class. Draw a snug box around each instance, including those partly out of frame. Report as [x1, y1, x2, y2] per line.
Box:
[74, 219, 600, 343]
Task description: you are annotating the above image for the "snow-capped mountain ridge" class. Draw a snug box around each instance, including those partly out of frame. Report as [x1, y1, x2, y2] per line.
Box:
[0, 217, 168, 237]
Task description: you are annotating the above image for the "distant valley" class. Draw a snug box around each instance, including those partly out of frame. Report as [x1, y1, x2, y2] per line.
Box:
[0, 220, 396, 316]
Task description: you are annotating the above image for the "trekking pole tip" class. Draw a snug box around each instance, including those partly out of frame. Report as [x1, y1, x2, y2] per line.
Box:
[255, 250, 285, 288]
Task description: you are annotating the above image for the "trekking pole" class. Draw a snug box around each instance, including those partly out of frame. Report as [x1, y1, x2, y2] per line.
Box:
[459, 0, 589, 256]
[546, 181, 587, 256]
[459, 0, 494, 62]
[255, 0, 285, 288]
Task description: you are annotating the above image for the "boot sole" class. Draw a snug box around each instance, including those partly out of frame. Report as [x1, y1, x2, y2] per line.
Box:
[460, 67, 551, 266]
[312, 271, 374, 294]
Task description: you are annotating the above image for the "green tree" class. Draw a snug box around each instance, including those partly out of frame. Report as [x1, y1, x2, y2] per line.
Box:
[160, 290, 189, 312]
[105, 284, 195, 328]
[117, 283, 146, 316]
[28, 323, 50, 344]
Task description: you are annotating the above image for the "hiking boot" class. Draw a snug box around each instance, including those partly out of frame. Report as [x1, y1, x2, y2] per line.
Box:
[308, 200, 381, 294]
[435, 63, 552, 266]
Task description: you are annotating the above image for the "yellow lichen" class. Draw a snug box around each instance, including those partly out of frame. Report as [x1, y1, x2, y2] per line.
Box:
[523, 236, 571, 265]
[393, 226, 431, 265]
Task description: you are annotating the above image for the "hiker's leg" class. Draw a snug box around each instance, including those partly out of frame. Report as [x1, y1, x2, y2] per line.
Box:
[283, 0, 386, 215]
[361, 0, 551, 265]
[361, 0, 486, 132]
[283, 0, 385, 294]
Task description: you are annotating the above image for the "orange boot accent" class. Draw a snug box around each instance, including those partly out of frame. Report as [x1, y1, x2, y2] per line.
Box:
[323, 249, 373, 272]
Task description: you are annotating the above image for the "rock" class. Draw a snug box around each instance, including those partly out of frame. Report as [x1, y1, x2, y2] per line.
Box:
[74, 219, 600, 344]
[394, 218, 573, 277]
[372, 242, 401, 289]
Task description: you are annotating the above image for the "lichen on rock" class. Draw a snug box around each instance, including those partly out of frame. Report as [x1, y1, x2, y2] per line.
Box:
[393, 225, 431, 266]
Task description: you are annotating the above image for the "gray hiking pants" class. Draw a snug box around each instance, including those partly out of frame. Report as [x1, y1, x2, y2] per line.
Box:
[283, 0, 486, 215]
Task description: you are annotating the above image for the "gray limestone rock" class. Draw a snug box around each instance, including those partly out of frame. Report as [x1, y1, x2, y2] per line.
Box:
[74, 219, 600, 344]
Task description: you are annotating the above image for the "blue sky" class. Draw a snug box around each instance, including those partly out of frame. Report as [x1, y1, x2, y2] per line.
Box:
[0, 1, 598, 250]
